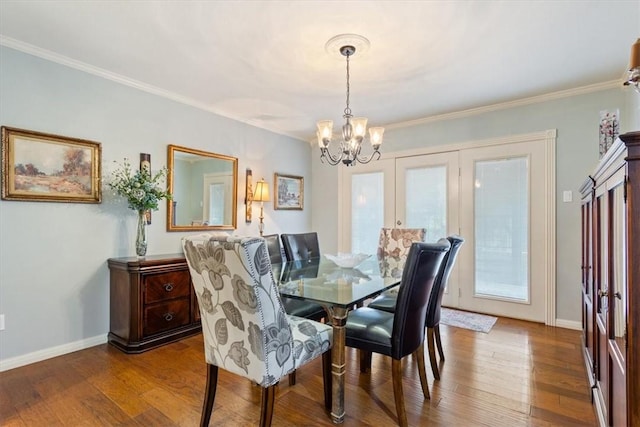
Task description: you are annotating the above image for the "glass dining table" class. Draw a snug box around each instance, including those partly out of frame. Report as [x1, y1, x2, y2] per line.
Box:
[273, 255, 401, 424]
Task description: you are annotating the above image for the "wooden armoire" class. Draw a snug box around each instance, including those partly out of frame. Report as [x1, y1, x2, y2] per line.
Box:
[580, 131, 639, 426]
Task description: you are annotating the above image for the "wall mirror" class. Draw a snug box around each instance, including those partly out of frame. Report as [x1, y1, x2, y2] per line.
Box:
[167, 144, 238, 231]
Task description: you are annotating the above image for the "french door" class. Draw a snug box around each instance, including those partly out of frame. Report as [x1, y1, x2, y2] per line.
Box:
[458, 141, 550, 322]
[341, 152, 460, 307]
[395, 152, 460, 307]
[340, 132, 554, 323]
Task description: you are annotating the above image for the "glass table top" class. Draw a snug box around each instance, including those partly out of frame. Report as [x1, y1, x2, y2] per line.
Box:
[274, 256, 401, 309]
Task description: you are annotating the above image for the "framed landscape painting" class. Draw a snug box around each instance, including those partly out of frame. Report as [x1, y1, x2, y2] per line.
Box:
[1, 126, 102, 203]
[274, 173, 303, 210]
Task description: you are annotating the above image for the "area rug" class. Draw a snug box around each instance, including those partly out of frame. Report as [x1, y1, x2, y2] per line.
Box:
[440, 308, 497, 333]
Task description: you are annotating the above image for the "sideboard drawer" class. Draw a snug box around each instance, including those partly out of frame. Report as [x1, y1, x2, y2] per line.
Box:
[144, 299, 190, 336]
[144, 270, 190, 304]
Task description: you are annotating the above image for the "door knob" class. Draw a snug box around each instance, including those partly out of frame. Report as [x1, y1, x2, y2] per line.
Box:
[396, 220, 402, 226]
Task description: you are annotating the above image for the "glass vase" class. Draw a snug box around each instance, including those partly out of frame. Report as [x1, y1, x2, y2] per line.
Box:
[136, 210, 148, 257]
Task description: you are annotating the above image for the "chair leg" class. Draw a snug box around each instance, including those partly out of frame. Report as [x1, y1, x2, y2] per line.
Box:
[288, 370, 296, 386]
[200, 364, 218, 427]
[391, 358, 408, 427]
[359, 349, 372, 373]
[259, 385, 276, 427]
[414, 343, 430, 400]
[434, 324, 445, 361]
[322, 350, 332, 410]
[427, 327, 440, 380]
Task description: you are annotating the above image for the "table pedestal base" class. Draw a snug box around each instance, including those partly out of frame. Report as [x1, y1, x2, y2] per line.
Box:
[326, 306, 348, 424]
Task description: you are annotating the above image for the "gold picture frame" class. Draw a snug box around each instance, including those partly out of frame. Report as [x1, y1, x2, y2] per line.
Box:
[274, 173, 303, 210]
[1, 126, 102, 203]
[245, 168, 253, 223]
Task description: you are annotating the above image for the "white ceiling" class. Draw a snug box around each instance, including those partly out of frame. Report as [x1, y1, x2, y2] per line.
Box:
[0, 1, 638, 142]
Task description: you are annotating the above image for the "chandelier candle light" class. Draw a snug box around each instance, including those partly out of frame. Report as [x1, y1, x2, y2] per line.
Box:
[317, 34, 384, 167]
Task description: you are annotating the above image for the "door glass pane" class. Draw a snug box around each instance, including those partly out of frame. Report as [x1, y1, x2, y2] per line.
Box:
[597, 196, 607, 317]
[351, 172, 384, 254]
[405, 166, 447, 242]
[474, 157, 528, 300]
[582, 202, 591, 296]
[611, 185, 626, 354]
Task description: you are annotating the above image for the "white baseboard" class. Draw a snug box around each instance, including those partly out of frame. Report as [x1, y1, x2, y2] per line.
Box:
[0, 334, 108, 372]
[554, 318, 582, 330]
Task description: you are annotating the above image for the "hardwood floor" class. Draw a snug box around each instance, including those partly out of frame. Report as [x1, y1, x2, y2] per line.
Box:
[0, 317, 596, 426]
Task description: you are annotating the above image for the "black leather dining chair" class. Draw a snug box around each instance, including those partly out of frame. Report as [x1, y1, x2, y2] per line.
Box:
[263, 233, 326, 385]
[263, 234, 284, 264]
[263, 234, 325, 320]
[368, 235, 464, 380]
[345, 240, 450, 427]
[281, 232, 321, 261]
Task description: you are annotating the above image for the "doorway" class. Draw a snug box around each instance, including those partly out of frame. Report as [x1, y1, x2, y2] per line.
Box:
[340, 131, 555, 323]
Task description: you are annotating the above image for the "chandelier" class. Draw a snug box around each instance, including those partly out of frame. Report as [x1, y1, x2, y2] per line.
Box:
[317, 35, 384, 167]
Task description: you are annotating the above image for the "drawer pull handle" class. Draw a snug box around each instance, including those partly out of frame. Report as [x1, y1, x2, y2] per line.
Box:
[164, 312, 174, 322]
[164, 283, 174, 292]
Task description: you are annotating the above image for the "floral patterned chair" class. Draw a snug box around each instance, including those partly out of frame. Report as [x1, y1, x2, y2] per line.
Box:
[263, 233, 326, 386]
[182, 234, 333, 427]
[376, 227, 427, 279]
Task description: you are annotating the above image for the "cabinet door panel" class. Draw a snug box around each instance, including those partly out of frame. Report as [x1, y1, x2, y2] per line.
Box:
[584, 299, 594, 374]
[594, 192, 607, 381]
[610, 357, 626, 427]
[597, 323, 609, 409]
[608, 181, 626, 362]
[581, 194, 596, 378]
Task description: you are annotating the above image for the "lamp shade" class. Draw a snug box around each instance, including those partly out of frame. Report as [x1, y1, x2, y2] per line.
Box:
[369, 127, 384, 149]
[630, 38, 640, 70]
[351, 117, 368, 139]
[253, 179, 270, 202]
[317, 120, 333, 147]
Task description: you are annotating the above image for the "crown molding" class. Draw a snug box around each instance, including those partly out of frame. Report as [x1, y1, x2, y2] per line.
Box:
[0, 36, 303, 141]
[380, 129, 556, 160]
[386, 80, 622, 131]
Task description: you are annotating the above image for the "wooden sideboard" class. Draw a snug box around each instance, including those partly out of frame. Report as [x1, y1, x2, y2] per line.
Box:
[580, 131, 639, 426]
[108, 253, 201, 353]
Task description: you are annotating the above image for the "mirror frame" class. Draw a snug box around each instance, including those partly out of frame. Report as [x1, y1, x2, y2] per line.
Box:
[166, 144, 238, 232]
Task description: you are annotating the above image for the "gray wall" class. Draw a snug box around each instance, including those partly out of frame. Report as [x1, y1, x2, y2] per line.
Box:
[1, 43, 637, 365]
[0, 47, 313, 364]
[312, 85, 638, 324]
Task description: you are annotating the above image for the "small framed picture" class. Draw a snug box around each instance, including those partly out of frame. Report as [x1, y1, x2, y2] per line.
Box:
[599, 109, 619, 157]
[1, 126, 102, 203]
[274, 173, 303, 210]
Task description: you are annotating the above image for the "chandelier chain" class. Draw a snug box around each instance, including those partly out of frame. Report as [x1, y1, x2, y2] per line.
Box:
[344, 52, 351, 117]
